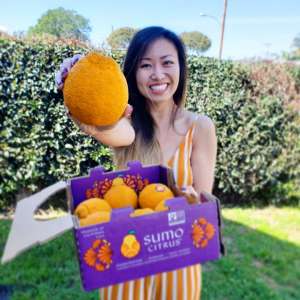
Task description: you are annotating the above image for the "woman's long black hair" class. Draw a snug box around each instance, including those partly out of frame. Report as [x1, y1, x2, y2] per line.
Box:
[123, 26, 187, 144]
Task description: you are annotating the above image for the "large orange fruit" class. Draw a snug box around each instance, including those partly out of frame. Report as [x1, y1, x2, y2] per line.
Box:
[74, 197, 112, 219]
[139, 183, 174, 210]
[63, 52, 128, 126]
[104, 178, 138, 209]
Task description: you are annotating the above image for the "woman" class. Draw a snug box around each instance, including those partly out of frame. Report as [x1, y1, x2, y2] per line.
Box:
[57, 26, 217, 300]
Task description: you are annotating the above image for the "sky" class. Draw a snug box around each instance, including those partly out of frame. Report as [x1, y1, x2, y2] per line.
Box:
[0, 0, 300, 60]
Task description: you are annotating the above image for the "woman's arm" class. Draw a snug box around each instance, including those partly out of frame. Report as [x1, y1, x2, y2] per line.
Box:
[70, 105, 135, 147]
[87, 117, 135, 147]
[191, 115, 217, 195]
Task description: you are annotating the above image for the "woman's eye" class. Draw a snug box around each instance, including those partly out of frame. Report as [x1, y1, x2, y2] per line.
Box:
[140, 63, 151, 68]
[164, 60, 174, 66]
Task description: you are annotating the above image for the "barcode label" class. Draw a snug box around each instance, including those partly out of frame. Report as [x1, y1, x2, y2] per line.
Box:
[168, 211, 186, 226]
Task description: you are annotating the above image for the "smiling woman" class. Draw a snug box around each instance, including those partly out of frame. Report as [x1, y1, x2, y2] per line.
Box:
[56, 26, 217, 300]
[135, 38, 180, 104]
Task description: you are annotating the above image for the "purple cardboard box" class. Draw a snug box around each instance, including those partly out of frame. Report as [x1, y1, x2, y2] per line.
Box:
[69, 161, 224, 291]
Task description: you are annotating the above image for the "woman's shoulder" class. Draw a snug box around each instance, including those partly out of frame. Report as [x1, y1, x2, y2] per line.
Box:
[179, 111, 217, 160]
[180, 111, 216, 150]
[181, 110, 215, 132]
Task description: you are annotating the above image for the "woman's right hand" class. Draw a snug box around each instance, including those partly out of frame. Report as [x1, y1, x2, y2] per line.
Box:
[67, 104, 133, 137]
[69, 104, 135, 147]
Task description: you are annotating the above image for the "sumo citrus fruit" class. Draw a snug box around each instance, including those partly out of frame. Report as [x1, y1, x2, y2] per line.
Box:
[79, 211, 111, 227]
[139, 183, 174, 210]
[104, 178, 138, 209]
[74, 198, 112, 219]
[63, 52, 128, 126]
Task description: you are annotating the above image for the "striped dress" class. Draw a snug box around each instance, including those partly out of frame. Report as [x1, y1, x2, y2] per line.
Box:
[100, 123, 201, 300]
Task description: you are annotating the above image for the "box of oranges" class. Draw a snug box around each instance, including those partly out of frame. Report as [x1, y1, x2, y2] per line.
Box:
[69, 161, 224, 291]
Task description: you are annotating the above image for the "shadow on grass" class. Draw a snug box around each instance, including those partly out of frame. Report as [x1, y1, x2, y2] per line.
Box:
[0, 217, 299, 300]
[202, 218, 300, 300]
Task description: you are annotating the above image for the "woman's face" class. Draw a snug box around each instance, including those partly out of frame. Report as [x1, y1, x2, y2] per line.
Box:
[135, 38, 180, 105]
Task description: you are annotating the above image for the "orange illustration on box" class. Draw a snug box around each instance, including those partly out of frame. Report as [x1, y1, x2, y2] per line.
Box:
[121, 230, 141, 258]
[192, 217, 215, 248]
[84, 239, 113, 271]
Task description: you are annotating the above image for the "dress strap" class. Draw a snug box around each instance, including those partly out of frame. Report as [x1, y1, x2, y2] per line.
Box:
[168, 118, 198, 187]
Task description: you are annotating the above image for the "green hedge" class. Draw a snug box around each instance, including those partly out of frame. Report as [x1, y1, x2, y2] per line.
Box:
[0, 38, 114, 209]
[186, 57, 300, 204]
[0, 37, 299, 208]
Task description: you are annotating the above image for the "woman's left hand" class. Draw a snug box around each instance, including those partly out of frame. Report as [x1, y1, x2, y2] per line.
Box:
[55, 54, 83, 90]
[172, 185, 199, 204]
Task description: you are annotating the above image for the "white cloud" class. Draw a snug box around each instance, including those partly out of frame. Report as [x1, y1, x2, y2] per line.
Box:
[0, 25, 8, 32]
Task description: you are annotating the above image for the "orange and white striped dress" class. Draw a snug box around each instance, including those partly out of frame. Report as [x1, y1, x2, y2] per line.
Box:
[100, 123, 201, 300]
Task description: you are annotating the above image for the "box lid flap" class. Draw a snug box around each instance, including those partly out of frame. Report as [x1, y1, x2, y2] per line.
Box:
[1, 181, 74, 264]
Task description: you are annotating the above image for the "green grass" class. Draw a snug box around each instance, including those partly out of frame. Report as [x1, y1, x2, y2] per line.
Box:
[202, 207, 300, 300]
[0, 206, 299, 300]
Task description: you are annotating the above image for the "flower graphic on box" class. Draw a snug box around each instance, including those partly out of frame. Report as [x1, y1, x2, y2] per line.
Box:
[84, 239, 113, 271]
[85, 174, 149, 199]
[121, 230, 141, 258]
[123, 174, 149, 192]
[86, 178, 113, 199]
[192, 217, 215, 248]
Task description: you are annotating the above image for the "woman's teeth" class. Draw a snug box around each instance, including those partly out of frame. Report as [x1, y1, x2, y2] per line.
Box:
[149, 83, 168, 91]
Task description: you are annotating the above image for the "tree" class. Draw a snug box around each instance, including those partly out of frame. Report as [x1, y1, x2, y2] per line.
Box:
[180, 31, 211, 54]
[27, 7, 91, 41]
[282, 34, 300, 61]
[292, 33, 300, 49]
[107, 27, 138, 50]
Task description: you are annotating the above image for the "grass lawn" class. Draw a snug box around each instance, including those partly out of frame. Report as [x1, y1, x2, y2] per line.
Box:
[0, 206, 299, 300]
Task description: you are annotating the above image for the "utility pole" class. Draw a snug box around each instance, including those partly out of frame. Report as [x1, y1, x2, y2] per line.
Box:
[219, 0, 228, 60]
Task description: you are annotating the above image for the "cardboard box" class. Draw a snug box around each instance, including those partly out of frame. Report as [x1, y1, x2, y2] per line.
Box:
[1, 161, 224, 292]
[69, 161, 224, 291]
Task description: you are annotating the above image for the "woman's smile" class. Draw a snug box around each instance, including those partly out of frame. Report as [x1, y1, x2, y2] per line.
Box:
[148, 83, 169, 94]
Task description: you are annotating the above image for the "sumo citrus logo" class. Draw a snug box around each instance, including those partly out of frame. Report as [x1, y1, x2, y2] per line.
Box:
[144, 227, 184, 252]
[121, 230, 141, 258]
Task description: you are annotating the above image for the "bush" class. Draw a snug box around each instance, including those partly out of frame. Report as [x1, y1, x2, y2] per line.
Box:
[0, 37, 113, 209]
[186, 57, 299, 204]
[0, 38, 299, 208]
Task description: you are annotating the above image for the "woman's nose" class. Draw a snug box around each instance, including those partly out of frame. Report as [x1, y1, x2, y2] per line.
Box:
[150, 66, 165, 80]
